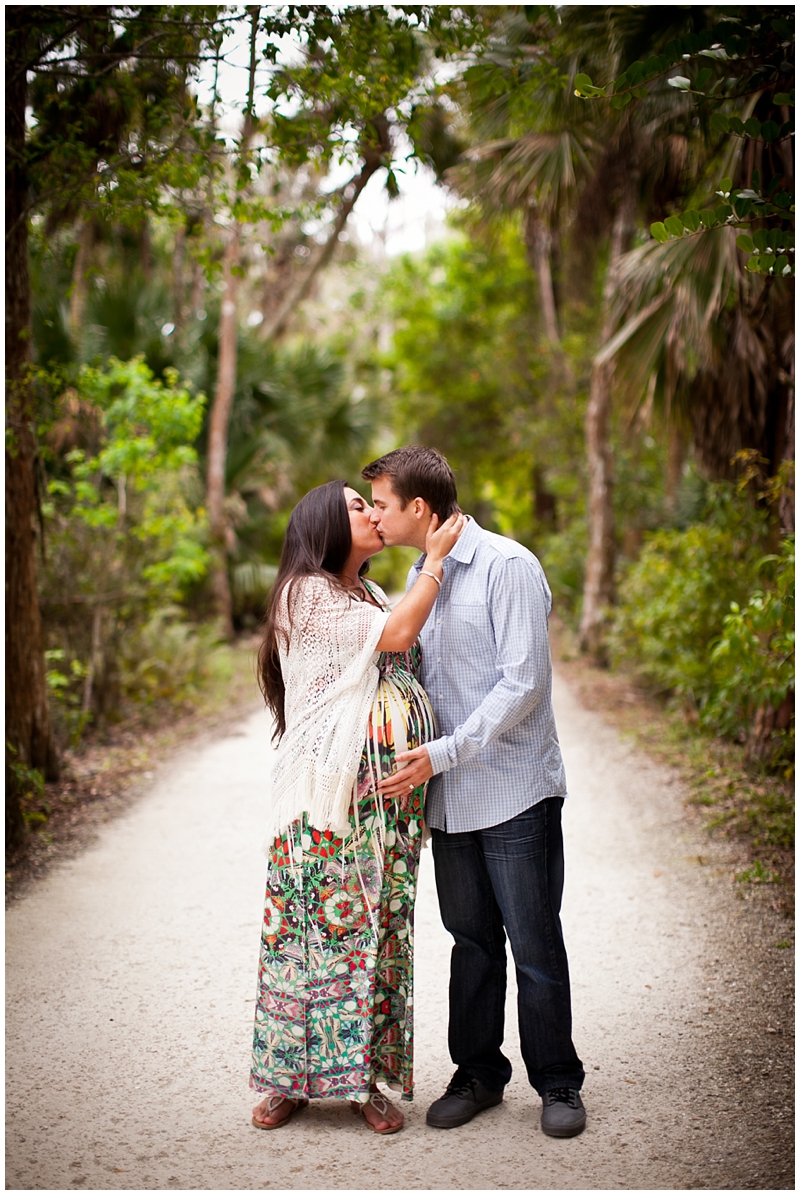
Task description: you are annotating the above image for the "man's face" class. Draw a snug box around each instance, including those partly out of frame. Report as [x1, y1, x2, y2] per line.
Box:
[369, 476, 428, 549]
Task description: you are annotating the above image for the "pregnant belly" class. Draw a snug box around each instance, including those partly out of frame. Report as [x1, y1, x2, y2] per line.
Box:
[371, 674, 435, 759]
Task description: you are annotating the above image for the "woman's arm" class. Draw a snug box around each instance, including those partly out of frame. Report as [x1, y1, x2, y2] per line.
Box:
[375, 513, 465, 651]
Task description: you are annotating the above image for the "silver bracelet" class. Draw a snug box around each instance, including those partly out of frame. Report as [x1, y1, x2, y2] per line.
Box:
[419, 569, 442, 587]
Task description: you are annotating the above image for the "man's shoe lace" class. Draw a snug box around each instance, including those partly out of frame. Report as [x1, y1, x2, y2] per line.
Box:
[445, 1074, 479, 1101]
[544, 1087, 580, 1107]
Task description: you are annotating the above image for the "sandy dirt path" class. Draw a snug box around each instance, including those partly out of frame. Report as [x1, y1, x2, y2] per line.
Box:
[6, 669, 793, 1191]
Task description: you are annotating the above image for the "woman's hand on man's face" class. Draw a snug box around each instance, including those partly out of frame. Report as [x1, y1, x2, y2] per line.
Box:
[424, 512, 466, 564]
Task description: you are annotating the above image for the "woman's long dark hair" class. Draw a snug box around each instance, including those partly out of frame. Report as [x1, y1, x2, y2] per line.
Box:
[258, 480, 368, 741]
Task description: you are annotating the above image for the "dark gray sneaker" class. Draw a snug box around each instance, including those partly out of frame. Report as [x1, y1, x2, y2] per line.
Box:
[541, 1087, 586, 1137]
[426, 1072, 504, 1129]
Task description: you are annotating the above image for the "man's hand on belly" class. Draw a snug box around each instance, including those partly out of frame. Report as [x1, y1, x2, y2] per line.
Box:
[378, 746, 434, 800]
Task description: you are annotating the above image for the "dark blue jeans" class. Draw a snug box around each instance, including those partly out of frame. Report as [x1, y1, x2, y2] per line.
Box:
[431, 798, 584, 1096]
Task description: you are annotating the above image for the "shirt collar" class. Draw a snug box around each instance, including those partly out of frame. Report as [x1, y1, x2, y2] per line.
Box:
[415, 514, 480, 569]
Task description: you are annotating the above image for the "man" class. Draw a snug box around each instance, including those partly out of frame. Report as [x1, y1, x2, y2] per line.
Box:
[362, 445, 585, 1138]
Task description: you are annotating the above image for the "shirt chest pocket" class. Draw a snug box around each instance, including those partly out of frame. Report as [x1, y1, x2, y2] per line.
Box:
[445, 602, 496, 668]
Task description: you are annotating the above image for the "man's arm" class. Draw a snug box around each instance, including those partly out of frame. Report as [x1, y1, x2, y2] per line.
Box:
[378, 555, 551, 796]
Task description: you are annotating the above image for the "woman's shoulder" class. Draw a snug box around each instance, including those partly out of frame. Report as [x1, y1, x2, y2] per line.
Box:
[363, 578, 390, 608]
[277, 573, 339, 623]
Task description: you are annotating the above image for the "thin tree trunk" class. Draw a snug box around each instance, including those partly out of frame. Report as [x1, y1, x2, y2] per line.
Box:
[206, 229, 241, 638]
[524, 206, 560, 345]
[172, 221, 186, 333]
[261, 148, 386, 343]
[6, 24, 59, 848]
[578, 189, 636, 660]
[69, 218, 94, 337]
[204, 4, 259, 639]
[778, 353, 794, 535]
[666, 422, 686, 510]
[523, 206, 573, 391]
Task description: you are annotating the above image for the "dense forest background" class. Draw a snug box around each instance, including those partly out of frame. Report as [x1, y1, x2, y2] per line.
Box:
[6, 6, 794, 871]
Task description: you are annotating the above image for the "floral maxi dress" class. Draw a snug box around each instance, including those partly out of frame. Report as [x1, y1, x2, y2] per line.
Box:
[250, 633, 434, 1104]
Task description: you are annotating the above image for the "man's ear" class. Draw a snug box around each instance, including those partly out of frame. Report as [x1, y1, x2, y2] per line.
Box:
[413, 497, 431, 521]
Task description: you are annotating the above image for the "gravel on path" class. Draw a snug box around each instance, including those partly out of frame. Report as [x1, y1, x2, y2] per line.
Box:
[6, 669, 794, 1191]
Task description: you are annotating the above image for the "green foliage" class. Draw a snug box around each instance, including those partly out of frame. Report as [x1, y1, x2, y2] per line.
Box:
[6, 745, 49, 830]
[118, 608, 233, 708]
[382, 219, 583, 539]
[44, 357, 209, 601]
[45, 650, 91, 749]
[705, 537, 794, 763]
[571, 9, 795, 275]
[611, 485, 794, 770]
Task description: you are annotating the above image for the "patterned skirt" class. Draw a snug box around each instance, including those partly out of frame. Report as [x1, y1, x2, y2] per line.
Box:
[250, 667, 432, 1103]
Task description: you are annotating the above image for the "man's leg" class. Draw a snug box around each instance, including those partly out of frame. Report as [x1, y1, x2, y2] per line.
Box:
[480, 799, 584, 1097]
[430, 826, 512, 1092]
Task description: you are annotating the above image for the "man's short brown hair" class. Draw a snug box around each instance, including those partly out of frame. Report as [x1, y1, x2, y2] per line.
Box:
[362, 445, 460, 520]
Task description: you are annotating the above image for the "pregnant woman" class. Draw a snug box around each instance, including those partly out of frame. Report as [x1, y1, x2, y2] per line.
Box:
[250, 480, 464, 1134]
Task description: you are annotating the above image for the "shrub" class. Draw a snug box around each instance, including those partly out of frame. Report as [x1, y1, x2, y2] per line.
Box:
[610, 484, 794, 770]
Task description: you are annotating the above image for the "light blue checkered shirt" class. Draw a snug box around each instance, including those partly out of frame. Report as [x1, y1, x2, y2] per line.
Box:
[409, 516, 567, 833]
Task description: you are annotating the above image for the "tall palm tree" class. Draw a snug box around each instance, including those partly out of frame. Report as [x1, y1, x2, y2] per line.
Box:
[446, 5, 701, 656]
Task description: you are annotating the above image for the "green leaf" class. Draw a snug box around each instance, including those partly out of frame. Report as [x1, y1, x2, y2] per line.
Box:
[771, 17, 792, 38]
[745, 255, 763, 272]
[774, 92, 794, 106]
[743, 117, 762, 138]
[774, 190, 793, 209]
[696, 67, 712, 89]
[779, 121, 794, 140]
[668, 75, 692, 90]
[573, 73, 594, 91]
[753, 228, 769, 251]
[714, 203, 732, 223]
[699, 209, 717, 229]
[663, 40, 680, 62]
[736, 234, 755, 253]
[728, 117, 745, 134]
[643, 55, 662, 75]
[609, 92, 633, 109]
[681, 208, 701, 231]
[650, 221, 669, 243]
[664, 215, 685, 238]
[733, 197, 753, 218]
[720, 177, 733, 194]
[751, 169, 761, 189]
[760, 120, 780, 142]
[632, 87, 649, 99]
[774, 255, 789, 274]
[682, 32, 701, 54]
[710, 112, 730, 134]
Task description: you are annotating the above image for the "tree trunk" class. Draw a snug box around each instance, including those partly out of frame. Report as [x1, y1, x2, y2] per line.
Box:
[6, 26, 59, 849]
[578, 190, 636, 660]
[261, 147, 387, 343]
[69, 218, 94, 337]
[206, 229, 240, 639]
[666, 422, 687, 510]
[204, 5, 259, 638]
[524, 206, 560, 345]
[172, 221, 186, 333]
[523, 206, 573, 391]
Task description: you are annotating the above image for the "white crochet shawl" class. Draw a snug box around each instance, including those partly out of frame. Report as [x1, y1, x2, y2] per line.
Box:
[265, 573, 390, 845]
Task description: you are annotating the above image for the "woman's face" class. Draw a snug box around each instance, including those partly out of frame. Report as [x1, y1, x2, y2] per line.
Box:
[343, 486, 384, 560]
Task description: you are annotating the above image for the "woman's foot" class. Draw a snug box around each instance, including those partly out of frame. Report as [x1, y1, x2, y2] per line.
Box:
[251, 1095, 307, 1130]
[352, 1087, 404, 1134]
